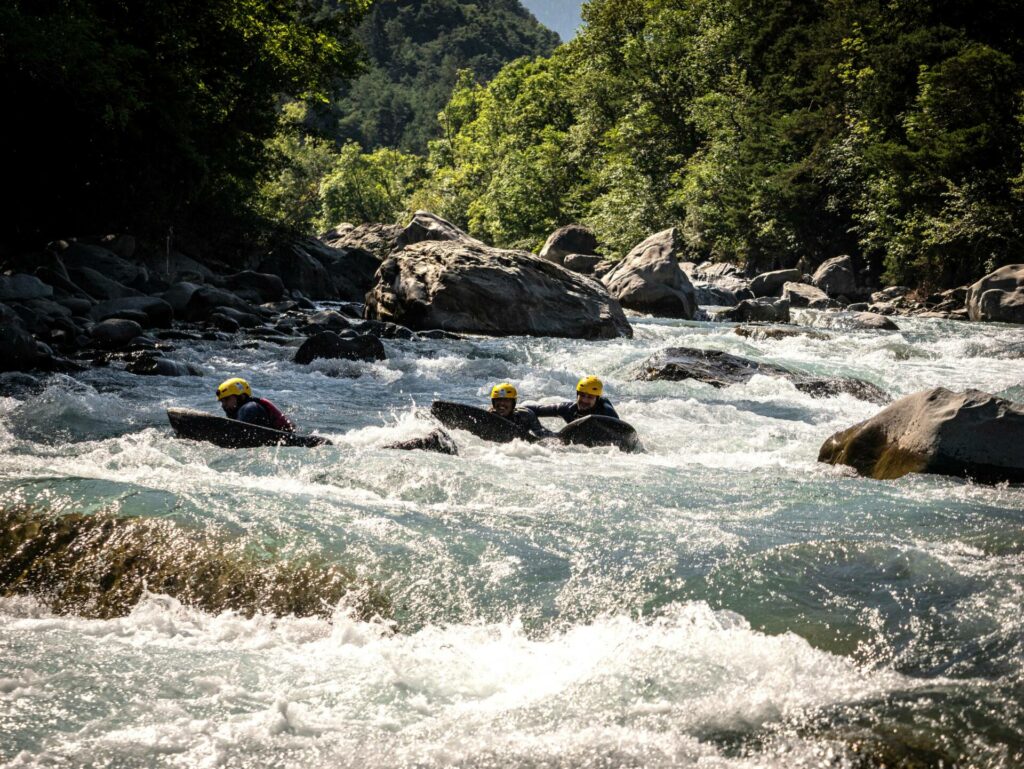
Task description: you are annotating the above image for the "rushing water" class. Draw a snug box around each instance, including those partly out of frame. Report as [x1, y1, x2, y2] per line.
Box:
[1, 311, 1023, 768]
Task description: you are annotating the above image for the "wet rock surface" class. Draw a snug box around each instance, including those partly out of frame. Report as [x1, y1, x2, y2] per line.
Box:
[294, 331, 387, 364]
[601, 228, 697, 319]
[819, 387, 1024, 483]
[636, 346, 888, 403]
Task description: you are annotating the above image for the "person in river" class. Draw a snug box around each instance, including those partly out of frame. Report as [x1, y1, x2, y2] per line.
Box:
[525, 375, 619, 423]
[488, 382, 554, 439]
[216, 377, 295, 432]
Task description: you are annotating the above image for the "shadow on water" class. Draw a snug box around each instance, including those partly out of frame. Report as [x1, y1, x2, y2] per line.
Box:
[0, 506, 392, 621]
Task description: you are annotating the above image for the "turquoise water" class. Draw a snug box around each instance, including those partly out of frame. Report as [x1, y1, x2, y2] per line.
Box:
[1, 312, 1023, 767]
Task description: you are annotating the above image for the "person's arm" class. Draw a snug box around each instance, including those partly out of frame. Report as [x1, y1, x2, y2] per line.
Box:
[525, 402, 562, 418]
[516, 409, 555, 438]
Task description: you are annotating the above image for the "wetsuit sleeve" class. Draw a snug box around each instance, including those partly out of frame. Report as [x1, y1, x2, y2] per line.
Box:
[525, 403, 561, 418]
[236, 400, 274, 428]
[599, 398, 620, 419]
[513, 409, 555, 438]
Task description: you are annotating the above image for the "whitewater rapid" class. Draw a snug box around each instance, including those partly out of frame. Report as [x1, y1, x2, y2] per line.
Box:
[2, 312, 1022, 767]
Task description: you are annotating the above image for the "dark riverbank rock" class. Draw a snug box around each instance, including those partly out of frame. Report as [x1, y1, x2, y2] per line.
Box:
[636, 346, 887, 403]
[601, 228, 696, 319]
[751, 269, 801, 298]
[61, 243, 146, 288]
[366, 238, 632, 339]
[783, 282, 832, 309]
[64, 266, 141, 301]
[539, 224, 599, 266]
[563, 254, 604, 274]
[183, 286, 261, 323]
[259, 239, 334, 299]
[385, 429, 459, 455]
[0, 274, 53, 302]
[89, 318, 144, 349]
[294, 331, 387, 364]
[723, 297, 790, 323]
[0, 322, 41, 371]
[219, 271, 285, 304]
[321, 222, 403, 261]
[819, 387, 1024, 483]
[90, 297, 174, 327]
[966, 264, 1024, 324]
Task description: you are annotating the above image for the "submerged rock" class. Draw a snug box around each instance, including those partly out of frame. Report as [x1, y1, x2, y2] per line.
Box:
[723, 297, 790, 323]
[601, 228, 696, 319]
[795, 310, 899, 331]
[636, 346, 887, 402]
[819, 387, 1024, 483]
[0, 507, 391, 620]
[125, 354, 201, 377]
[366, 231, 632, 339]
[385, 429, 459, 455]
[294, 331, 386, 364]
[89, 318, 144, 348]
[733, 325, 831, 341]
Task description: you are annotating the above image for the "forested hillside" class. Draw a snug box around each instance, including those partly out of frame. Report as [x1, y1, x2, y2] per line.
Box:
[323, 0, 559, 152]
[412, 0, 1024, 288]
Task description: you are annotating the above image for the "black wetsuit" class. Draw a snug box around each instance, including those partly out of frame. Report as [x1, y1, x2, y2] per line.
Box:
[491, 407, 555, 439]
[226, 397, 294, 432]
[526, 397, 619, 424]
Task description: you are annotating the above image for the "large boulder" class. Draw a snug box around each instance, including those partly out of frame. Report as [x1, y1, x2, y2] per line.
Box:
[309, 243, 382, 303]
[539, 224, 599, 266]
[395, 211, 481, 249]
[966, 264, 1024, 323]
[64, 266, 140, 301]
[563, 254, 604, 275]
[90, 297, 174, 327]
[819, 388, 1024, 483]
[219, 271, 285, 304]
[183, 286, 260, 322]
[0, 274, 54, 302]
[636, 347, 887, 402]
[365, 239, 632, 339]
[321, 222, 404, 261]
[601, 228, 696, 318]
[751, 269, 802, 298]
[294, 331, 386, 364]
[782, 282, 831, 309]
[812, 255, 859, 298]
[61, 243, 146, 288]
[259, 240, 335, 299]
[162, 282, 201, 317]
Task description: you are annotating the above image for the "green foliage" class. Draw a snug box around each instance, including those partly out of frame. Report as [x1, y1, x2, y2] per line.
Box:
[412, 0, 1024, 286]
[321, 0, 560, 153]
[1, 0, 369, 249]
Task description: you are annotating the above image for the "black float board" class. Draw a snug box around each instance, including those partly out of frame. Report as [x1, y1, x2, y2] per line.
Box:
[167, 408, 331, 449]
[430, 401, 533, 443]
[558, 415, 642, 453]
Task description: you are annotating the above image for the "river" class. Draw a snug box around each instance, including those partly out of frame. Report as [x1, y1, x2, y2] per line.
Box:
[2, 311, 1022, 767]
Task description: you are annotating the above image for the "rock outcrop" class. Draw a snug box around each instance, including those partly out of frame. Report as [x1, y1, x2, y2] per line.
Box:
[601, 228, 696, 318]
[819, 387, 1024, 483]
[365, 217, 631, 339]
[722, 297, 790, 323]
[751, 269, 801, 298]
[636, 346, 887, 402]
[782, 282, 831, 309]
[812, 255, 859, 298]
[966, 264, 1024, 324]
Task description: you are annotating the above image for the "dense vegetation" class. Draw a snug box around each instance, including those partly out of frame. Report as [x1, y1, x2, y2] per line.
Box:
[1, 0, 369, 252]
[320, 0, 559, 153]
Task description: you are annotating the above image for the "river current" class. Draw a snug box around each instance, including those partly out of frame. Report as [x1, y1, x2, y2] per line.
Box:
[1, 311, 1023, 767]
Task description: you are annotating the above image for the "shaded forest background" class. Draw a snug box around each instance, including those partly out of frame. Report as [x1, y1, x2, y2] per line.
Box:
[4, 0, 1023, 289]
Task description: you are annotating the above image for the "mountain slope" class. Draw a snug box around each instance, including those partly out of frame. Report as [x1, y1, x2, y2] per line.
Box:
[326, 0, 560, 153]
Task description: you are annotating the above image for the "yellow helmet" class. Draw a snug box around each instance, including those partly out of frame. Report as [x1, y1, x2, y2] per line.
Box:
[490, 382, 518, 400]
[216, 377, 252, 400]
[576, 375, 603, 397]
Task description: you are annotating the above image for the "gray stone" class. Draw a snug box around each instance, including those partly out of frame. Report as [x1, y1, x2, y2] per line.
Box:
[259, 240, 335, 299]
[366, 238, 632, 339]
[601, 228, 696, 319]
[294, 331, 387, 364]
[62, 243, 145, 287]
[0, 274, 54, 302]
[162, 282, 201, 317]
[183, 286, 260, 322]
[871, 286, 911, 303]
[797, 310, 899, 331]
[321, 222, 403, 261]
[562, 254, 603, 274]
[211, 306, 263, 329]
[91, 297, 174, 327]
[65, 266, 140, 300]
[208, 313, 240, 333]
[812, 255, 858, 298]
[692, 282, 740, 307]
[126, 355, 201, 377]
[539, 224, 599, 265]
[966, 264, 1024, 323]
[723, 297, 790, 323]
[819, 387, 1024, 483]
[90, 318, 144, 348]
[220, 271, 285, 304]
[395, 211, 482, 249]
[636, 346, 886, 403]
[751, 269, 802, 298]
[782, 282, 831, 309]
[0, 323, 39, 371]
